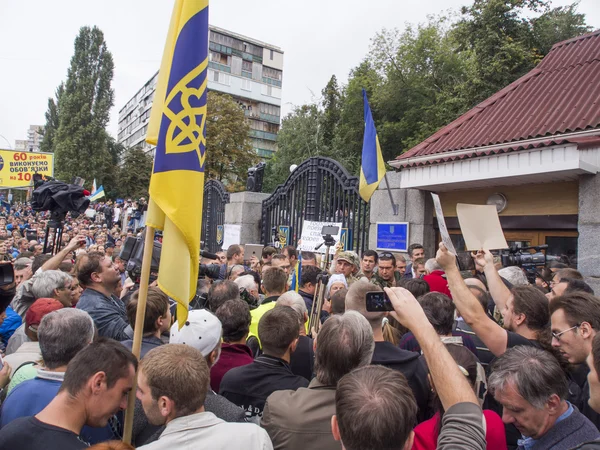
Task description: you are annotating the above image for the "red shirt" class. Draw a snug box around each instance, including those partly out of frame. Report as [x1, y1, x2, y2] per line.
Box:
[423, 271, 452, 298]
[412, 410, 506, 450]
[210, 343, 254, 392]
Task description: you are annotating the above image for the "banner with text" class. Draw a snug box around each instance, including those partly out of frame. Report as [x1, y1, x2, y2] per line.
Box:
[299, 220, 342, 255]
[0, 150, 54, 188]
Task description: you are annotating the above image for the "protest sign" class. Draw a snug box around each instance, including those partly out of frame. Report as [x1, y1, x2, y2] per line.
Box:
[431, 193, 457, 255]
[456, 203, 508, 251]
[222, 224, 241, 250]
[0, 149, 54, 188]
[299, 220, 342, 254]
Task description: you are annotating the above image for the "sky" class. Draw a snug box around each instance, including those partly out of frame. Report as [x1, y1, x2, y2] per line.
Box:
[0, 0, 598, 148]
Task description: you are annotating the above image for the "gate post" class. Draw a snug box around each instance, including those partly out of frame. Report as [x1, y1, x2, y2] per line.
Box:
[225, 191, 270, 246]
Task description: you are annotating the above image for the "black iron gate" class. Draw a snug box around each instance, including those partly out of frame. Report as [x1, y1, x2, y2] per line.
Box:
[261, 157, 369, 254]
[202, 180, 230, 253]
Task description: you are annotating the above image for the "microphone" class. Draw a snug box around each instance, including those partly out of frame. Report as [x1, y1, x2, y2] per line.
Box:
[200, 249, 219, 260]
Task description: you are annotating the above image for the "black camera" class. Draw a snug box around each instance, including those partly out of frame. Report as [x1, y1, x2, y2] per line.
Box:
[119, 234, 162, 281]
[501, 245, 552, 284]
[316, 225, 339, 250]
[198, 263, 221, 279]
[365, 291, 394, 312]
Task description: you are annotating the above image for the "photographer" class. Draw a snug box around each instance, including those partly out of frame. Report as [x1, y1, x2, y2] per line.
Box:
[332, 286, 486, 449]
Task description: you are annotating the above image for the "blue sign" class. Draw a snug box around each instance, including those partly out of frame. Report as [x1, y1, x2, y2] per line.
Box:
[376, 222, 409, 252]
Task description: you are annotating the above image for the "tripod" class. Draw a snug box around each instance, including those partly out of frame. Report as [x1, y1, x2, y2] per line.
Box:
[43, 211, 67, 256]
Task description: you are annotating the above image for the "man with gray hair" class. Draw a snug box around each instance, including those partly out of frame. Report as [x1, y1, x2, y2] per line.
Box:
[31, 270, 74, 307]
[277, 292, 313, 381]
[489, 346, 599, 449]
[423, 258, 452, 297]
[262, 311, 375, 449]
[0, 308, 118, 444]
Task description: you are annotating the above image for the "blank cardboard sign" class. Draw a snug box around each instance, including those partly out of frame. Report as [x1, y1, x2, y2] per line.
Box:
[456, 204, 508, 251]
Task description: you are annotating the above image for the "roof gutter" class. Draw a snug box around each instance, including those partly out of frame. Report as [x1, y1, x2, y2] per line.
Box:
[388, 128, 600, 169]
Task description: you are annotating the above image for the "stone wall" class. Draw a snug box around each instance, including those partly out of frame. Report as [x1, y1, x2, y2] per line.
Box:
[368, 171, 435, 257]
[224, 191, 270, 245]
[578, 173, 600, 290]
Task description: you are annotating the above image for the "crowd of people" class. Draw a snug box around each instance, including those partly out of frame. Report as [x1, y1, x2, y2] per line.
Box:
[0, 202, 599, 449]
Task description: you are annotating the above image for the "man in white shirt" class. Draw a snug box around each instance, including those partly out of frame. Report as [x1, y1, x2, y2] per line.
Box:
[137, 344, 272, 450]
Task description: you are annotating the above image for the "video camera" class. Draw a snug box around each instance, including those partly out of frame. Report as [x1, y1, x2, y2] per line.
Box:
[315, 225, 339, 250]
[500, 244, 559, 284]
[119, 232, 222, 282]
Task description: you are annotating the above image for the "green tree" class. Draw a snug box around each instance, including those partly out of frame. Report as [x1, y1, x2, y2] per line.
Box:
[321, 75, 341, 149]
[263, 103, 325, 192]
[53, 26, 114, 184]
[40, 84, 63, 153]
[205, 92, 258, 191]
[333, 60, 381, 168]
[117, 146, 152, 199]
[529, 2, 592, 55]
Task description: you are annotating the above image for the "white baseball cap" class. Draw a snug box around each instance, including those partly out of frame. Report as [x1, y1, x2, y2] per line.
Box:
[170, 309, 222, 357]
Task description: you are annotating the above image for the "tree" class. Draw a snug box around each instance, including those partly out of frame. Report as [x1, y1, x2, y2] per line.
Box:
[53, 26, 114, 184]
[117, 146, 152, 199]
[205, 91, 258, 191]
[321, 75, 341, 149]
[529, 2, 592, 55]
[40, 84, 63, 153]
[333, 60, 382, 169]
[263, 103, 325, 192]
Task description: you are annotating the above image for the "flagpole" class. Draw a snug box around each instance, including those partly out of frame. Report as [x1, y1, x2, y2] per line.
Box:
[383, 172, 399, 215]
[122, 225, 156, 444]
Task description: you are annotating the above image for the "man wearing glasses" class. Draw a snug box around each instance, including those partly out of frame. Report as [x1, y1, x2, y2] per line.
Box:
[371, 253, 401, 289]
[550, 292, 600, 429]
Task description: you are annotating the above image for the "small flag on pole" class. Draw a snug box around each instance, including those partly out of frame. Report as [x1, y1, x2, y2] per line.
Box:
[90, 186, 105, 202]
[359, 89, 386, 203]
[145, 0, 209, 328]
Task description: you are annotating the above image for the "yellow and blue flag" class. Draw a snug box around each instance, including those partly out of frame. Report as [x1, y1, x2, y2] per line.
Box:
[359, 89, 386, 203]
[146, 0, 209, 328]
[90, 185, 105, 202]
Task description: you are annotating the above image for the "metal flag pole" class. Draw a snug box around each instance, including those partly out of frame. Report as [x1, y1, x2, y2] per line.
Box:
[383, 172, 399, 215]
[122, 226, 155, 444]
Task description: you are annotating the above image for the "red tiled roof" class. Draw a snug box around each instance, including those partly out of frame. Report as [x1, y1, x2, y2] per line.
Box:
[396, 29, 600, 166]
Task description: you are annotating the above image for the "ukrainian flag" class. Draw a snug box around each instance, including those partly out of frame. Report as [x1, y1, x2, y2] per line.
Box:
[146, 0, 209, 328]
[90, 185, 105, 202]
[359, 89, 386, 203]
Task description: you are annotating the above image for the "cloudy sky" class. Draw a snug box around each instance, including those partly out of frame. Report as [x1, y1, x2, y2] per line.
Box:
[0, 0, 598, 147]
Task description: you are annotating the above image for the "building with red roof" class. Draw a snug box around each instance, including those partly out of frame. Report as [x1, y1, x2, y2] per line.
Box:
[371, 30, 600, 284]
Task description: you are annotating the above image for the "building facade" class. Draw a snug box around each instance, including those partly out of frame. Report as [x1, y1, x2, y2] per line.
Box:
[369, 29, 600, 289]
[117, 26, 283, 158]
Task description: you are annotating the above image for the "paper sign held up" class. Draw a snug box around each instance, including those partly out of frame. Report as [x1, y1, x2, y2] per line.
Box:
[456, 204, 508, 251]
[431, 193, 457, 255]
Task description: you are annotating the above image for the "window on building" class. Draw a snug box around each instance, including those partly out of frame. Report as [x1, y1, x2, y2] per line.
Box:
[270, 49, 274, 60]
[241, 79, 252, 91]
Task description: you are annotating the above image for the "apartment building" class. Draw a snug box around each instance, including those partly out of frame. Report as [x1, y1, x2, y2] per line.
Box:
[117, 26, 283, 158]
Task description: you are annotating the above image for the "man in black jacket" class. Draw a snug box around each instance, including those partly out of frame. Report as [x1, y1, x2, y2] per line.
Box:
[219, 306, 309, 422]
[344, 281, 431, 421]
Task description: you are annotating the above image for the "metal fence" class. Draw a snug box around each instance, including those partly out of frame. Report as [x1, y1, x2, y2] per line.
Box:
[261, 157, 369, 253]
[201, 179, 229, 253]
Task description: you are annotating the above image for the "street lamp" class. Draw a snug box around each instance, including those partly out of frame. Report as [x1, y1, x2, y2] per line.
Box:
[0, 135, 12, 149]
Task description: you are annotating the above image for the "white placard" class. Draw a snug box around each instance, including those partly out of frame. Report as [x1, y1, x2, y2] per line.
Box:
[457, 204, 508, 251]
[431, 193, 457, 255]
[222, 224, 241, 250]
[299, 221, 342, 254]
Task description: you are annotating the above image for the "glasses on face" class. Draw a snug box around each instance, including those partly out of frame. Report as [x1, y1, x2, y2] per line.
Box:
[552, 324, 580, 342]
